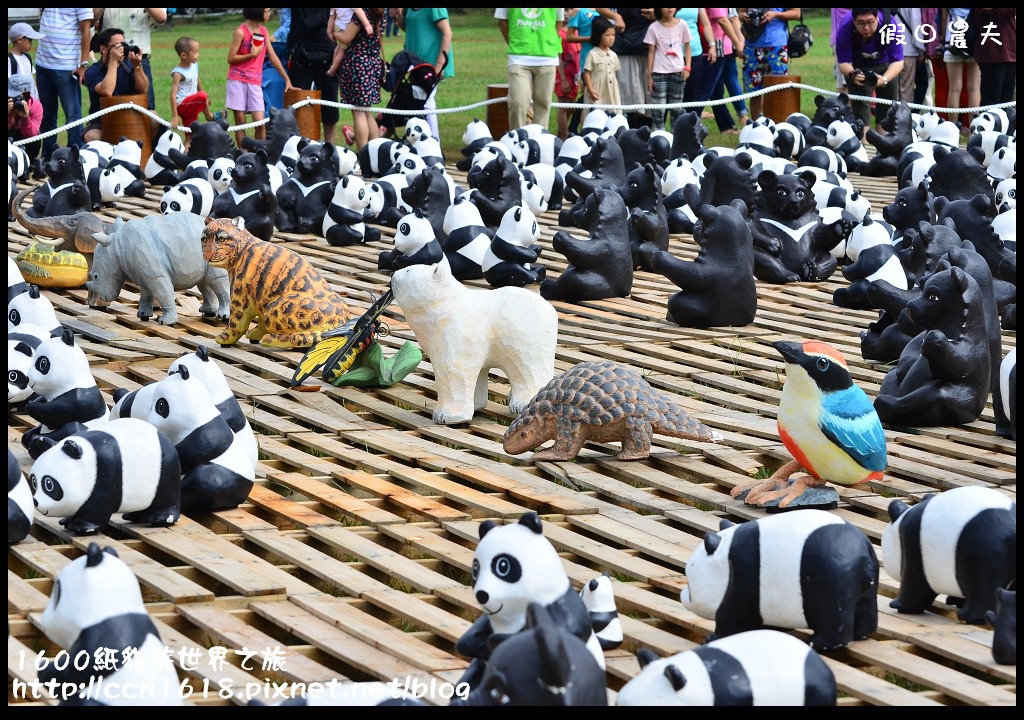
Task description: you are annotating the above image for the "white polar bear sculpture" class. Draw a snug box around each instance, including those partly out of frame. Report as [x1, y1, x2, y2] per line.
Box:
[390, 261, 558, 424]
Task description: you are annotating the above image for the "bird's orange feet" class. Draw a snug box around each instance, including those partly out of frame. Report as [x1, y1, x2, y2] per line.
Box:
[731, 459, 827, 508]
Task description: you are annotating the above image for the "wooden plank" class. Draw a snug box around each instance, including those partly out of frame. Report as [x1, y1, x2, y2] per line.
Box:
[260, 472, 407, 527]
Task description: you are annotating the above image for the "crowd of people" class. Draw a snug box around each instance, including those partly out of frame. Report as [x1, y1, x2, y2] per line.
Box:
[7, 8, 1016, 161]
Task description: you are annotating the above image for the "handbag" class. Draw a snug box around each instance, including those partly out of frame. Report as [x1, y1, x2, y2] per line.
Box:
[787, 12, 813, 59]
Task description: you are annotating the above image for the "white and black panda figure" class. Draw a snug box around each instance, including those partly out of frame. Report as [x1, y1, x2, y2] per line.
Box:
[403, 117, 433, 147]
[454, 512, 605, 691]
[107, 382, 159, 421]
[8, 284, 62, 336]
[987, 144, 1016, 183]
[519, 175, 547, 216]
[970, 108, 1011, 135]
[159, 177, 216, 218]
[144, 129, 188, 186]
[377, 210, 446, 272]
[411, 134, 445, 169]
[882, 487, 1016, 624]
[106, 137, 145, 186]
[993, 348, 1016, 440]
[579, 109, 610, 139]
[681, 511, 880, 651]
[81, 139, 115, 166]
[208, 156, 235, 195]
[146, 365, 255, 514]
[8, 448, 33, 544]
[579, 572, 622, 651]
[992, 177, 1016, 253]
[554, 134, 593, 180]
[967, 130, 1013, 167]
[323, 175, 380, 247]
[738, 124, 777, 158]
[335, 145, 358, 178]
[9, 139, 31, 184]
[365, 173, 411, 226]
[661, 157, 700, 234]
[825, 119, 867, 173]
[832, 215, 909, 309]
[9, 255, 29, 302]
[22, 329, 108, 459]
[8, 322, 52, 406]
[521, 162, 564, 212]
[616, 630, 836, 706]
[811, 179, 871, 223]
[440, 193, 491, 281]
[178, 159, 209, 182]
[110, 163, 148, 199]
[773, 120, 806, 160]
[357, 138, 411, 179]
[914, 111, 941, 140]
[512, 133, 563, 167]
[797, 146, 847, 178]
[30, 419, 181, 534]
[450, 603, 608, 707]
[37, 542, 183, 705]
[168, 345, 259, 473]
[649, 128, 674, 169]
[457, 118, 494, 172]
[481, 205, 544, 287]
[84, 166, 127, 210]
[275, 134, 304, 177]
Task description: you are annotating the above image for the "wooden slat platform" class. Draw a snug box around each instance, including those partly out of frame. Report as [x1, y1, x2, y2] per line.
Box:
[8, 166, 1016, 707]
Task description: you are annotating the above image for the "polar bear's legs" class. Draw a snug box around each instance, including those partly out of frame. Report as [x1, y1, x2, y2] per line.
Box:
[432, 363, 478, 424]
[505, 351, 555, 413]
[474, 368, 490, 410]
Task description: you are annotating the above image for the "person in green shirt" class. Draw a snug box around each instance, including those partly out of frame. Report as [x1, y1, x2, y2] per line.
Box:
[394, 8, 455, 142]
[495, 8, 566, 131]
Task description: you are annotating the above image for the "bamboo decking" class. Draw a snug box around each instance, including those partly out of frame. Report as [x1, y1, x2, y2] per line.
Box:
[7, 164, 1016, 707]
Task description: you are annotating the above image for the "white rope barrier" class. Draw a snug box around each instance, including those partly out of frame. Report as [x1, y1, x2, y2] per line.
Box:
[11, 82, 1017, 149]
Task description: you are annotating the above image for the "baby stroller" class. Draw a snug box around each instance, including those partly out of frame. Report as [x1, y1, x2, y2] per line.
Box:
[378, 49, 449, 138]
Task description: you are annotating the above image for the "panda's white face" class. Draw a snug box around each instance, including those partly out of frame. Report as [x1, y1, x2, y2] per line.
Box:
[471, 521, 569, 635]
[8, 336, 38, 403]
[336, 147, 358, 177]
[98, 168, 125, 203]
[995, 179, 1016, 212]
[146, 371, 220, 445]
[462, 120, 492, 147]
[209, 158, 235, 194]
[405, 118, 432, 146]
[30, 436, 97, 520]
[442, 194, 485, 234]
[519, 180, 546, 215]
[397, 154, 427, 181]
[510, 140, 530, 167]
[393, 214, 436, 255]
[160, 185, 191, 215]
[496, 205, 539, 248]
[156, 130, 185, 155]
[28, 335, 95, 400]
[616, 654, 690, 706]
[680, 524, 737, 619]
[40, 545, 148, 650]
[826, 120, 858, 151]
[112, 139, 143, 166]
[8, 290, 59, 334]
[329, 175, 370, 211]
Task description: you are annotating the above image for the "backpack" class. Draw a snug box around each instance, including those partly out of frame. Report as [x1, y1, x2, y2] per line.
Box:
[787, 12, 813, 59]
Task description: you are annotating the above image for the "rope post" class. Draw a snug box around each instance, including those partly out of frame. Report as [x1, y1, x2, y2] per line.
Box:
[486, 84, 509, 139]
[286, 89, 322, 141]
[762, 76, 801, 123]
[100, 94, 153, 166]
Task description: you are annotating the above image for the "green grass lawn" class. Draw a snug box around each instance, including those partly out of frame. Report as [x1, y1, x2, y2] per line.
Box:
[59, 9, 841, 158]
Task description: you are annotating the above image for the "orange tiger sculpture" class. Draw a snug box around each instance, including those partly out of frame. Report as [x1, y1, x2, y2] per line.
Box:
[201, 217, 351, 348]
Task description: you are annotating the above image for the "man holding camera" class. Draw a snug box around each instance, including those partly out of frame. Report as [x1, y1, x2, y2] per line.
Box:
[82, 27, 150, 142]
[8, 75, 43, 160]
[835, 8, 904, 137]
[737, 8, 801, 121]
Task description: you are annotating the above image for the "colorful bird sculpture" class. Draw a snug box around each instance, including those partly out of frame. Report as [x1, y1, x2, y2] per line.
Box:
[732, 340, 887, 508]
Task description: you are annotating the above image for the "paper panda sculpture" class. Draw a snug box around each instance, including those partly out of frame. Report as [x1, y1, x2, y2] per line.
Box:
[987, 144, 1016, 182]
[661, 157, 700, 234]
[323, 174, 381, 247]
[520, 162, 564, 212]
[37, 542, 183, 705]
[9, 138, 31, 182]
[108, 381, 160, 421]
[882, 487, 1016, 624]
[377, 210, 446, 272]
[274, 134, 304, 177]
[208, 156, 235, 195]
[832, 215, 909, 309]
[579, 572, 622, 651]
[773, 121, 806, 160]
[8, 448, 33, 544]
[8, 256, 28, 302]
[357, 138, 411, 178]
[682, 511, 879, 651]
[616, 630, 836, 706]
[8, 284, 62, 336]
[8, 322, 52, 405]
[168, 345, 259, 473]
[825, 119, 868, 172]
[365, 173, 410, 226]
[30, 418, 181, 534]
[146, 365, 255, 514]
[22, 329, 108, 459]
[404, 117, 433, 146]
[178, 159, 209, 182]
[145, 129, 188, 186]
[450, 603, 608, 707]
[993, 348, 1016, 440]
[457, 118, 494, 172]
[481, 204, 545, 287]
[798, 146, 847, 177]
[440, 193, 491, 281]
[84, 166, 126, 210]
[106, 137, 145, 183]
[160, 177, 216, 218]
[455, 513, 605, 690]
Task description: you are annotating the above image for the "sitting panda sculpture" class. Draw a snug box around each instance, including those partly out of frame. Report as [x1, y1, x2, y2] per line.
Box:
[8, 448, 33, 544]
[455, 512, 606, 691]
[440, 193, 491, 281]
[323, 175, 381, 247]
[144, 129, 189, 186]
[481, 205, 545, 288]
[37, 542, 183, 705]
[29, 418, 182, 534]
[145, 365, 255, 514]
[378, 210, 445, 272]
[159, 177, 216, 218]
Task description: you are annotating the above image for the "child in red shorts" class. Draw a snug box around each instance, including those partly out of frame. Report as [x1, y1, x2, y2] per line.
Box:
[556, 9, 582, 140]
[170, 36, 213, 149]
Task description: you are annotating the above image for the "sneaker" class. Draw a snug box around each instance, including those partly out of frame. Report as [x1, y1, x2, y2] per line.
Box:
[342, 126, 356, 146]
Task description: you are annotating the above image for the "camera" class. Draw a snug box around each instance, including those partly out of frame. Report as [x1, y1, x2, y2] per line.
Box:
[747, 8, 765, 26]
[11, 92, 29, 114]
[122, 41, 141, 56]
[861, 69, 879, 87]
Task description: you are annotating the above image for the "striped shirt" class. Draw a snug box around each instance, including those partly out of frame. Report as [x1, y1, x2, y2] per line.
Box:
[36, 8, 94, 71]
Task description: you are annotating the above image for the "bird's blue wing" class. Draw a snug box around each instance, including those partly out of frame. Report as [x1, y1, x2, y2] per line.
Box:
[820, 387, 888, 471]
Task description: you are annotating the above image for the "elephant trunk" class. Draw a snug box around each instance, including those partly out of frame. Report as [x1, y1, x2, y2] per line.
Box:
[11, 187, 70, 248]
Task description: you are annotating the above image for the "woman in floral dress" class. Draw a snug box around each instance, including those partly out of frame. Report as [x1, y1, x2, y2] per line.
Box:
[338, 8, 386, 149]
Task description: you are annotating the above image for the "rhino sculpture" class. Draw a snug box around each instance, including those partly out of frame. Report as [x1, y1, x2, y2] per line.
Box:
[88, 213, 230, 325]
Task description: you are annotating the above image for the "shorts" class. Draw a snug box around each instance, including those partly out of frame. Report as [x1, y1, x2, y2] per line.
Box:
[742, 44, 789, 92]
[176, 91, 209, 126]
[943, 51, 974, 64]
[226, 79, 264, 113]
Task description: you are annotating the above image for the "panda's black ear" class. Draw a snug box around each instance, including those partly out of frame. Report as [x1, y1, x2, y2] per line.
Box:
[30, 436, 57, 456]
[62, 440, 84, 460]
[704, 531, 721, 555]
[719, 519, 735, 531]
[636, 647, 660, 669]
[478, 520, 496, 539]
[887, 499, 910, 522]
[196, 345, 209, 362]
[86, 542, 104, 567]
[664, 664, 687, 692]
[178, 365, 191, 381]
[61, 328, 75, 346]
[103, 547, 119, 559]
[518, 512, 542, 534]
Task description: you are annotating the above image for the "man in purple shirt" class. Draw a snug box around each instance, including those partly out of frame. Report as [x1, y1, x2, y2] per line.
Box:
[835, 8, 904, 136]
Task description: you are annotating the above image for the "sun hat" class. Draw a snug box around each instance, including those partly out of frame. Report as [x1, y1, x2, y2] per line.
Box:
[9, 23, 45, 43]
[9, 74, 33, 98]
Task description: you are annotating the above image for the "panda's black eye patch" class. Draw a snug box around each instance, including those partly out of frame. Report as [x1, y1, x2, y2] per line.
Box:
[41, 475, 63, 501]
[52, 579, 61, 607]
[35, 356, 51, 374]
[155, 398, 170, 418]
[27, 473, 37, 494]
[491, 553, 521, 583]
[10, 370, 28, 389]
[472, 558, 480, 583]
[9, 309, 21, 325]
